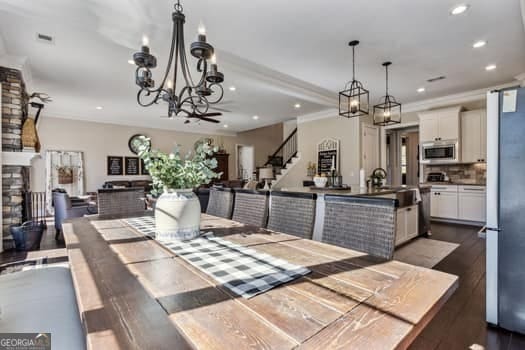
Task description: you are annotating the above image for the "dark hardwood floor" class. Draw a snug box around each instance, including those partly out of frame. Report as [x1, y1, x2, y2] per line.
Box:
[410, 222, 525, 350]
[2, 219, 525, 349]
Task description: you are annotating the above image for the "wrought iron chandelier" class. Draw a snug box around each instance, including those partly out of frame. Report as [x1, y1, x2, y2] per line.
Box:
[373, 61, 401, 126]
[339, 40, 369, 118]
[132, 0, 225, 123]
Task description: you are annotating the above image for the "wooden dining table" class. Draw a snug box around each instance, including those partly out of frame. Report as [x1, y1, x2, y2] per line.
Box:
[63, 212, 458, 350]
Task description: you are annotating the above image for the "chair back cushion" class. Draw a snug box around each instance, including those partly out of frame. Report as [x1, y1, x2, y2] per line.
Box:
[322, 195, 397, 260]
[97, 188, 145, 216]
[53, 192, 70, 230]
[232, 190, 269, 227]
[267, 191, 316, 239]
[206, 187, 234, 219]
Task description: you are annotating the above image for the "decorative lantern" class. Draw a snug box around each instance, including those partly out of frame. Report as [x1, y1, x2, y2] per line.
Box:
[339, 40, 369, 118]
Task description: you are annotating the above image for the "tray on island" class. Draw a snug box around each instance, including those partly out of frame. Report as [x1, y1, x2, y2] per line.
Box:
[310, 185, 351, 191]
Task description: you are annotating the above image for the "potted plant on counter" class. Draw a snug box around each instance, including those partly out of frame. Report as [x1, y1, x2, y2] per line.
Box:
[137, 137, 221, 241]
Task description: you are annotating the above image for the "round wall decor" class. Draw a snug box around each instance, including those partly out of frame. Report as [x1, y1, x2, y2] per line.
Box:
[128, 134, 150, 155]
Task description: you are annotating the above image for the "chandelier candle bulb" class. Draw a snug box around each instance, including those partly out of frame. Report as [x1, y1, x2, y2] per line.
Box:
[198, 21, 206, 36]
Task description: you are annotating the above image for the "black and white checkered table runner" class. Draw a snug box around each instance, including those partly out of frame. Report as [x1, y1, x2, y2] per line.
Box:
[123, 216, 310, 298]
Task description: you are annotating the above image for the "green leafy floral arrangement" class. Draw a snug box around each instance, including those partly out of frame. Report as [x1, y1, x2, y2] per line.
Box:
[136, 136, 221, 195]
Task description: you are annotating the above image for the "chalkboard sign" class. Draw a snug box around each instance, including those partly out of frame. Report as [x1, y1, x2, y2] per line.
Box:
[125, 157, 140, 176]
[140, 158, 149, 175]
[318, 150, 338, 174]
[107, 156, 123, 175]
[317, 138, 340, 175]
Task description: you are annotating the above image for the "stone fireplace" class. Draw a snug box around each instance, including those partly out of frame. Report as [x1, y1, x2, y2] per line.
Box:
[1, 66, 31, 250]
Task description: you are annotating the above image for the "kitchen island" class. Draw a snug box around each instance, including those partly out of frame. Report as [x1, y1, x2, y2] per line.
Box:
[280, 185, 431, 249]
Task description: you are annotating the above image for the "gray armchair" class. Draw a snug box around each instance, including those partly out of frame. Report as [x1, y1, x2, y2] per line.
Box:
[53, 192, 97, 240]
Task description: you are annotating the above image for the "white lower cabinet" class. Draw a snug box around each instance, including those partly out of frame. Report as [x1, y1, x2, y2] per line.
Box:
[438, 192, 459, 219]
[396, 205, 419, 246]
[458, 186, 486, 222]
[431, 185, 486, 222]
[431, 186, 458, 220]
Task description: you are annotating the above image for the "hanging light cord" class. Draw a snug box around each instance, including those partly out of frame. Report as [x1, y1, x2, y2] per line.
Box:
[385, 64, 389, 95]
[352, 45, 356, 81]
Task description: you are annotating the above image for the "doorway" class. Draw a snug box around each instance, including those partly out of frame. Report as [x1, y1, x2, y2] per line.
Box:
[386, 128, 419, 186]
[362, 124, 380, 177]
[235, 145, 255, 180]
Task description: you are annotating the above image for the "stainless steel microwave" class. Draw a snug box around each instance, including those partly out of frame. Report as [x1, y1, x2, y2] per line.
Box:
[421, 140, 458, 164]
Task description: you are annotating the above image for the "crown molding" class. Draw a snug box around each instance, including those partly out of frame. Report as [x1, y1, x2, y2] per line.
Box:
[44, 115, 238, 137]
[217, 50, 337, 107]
[402, 81, 520, 113]
[297, 108, 339, 124]
[295, 81, 521, 125]
[515, 72, 525, 86]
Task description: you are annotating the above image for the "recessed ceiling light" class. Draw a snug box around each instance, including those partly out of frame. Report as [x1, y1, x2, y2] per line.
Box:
[473, 40, 487, 48]
[485, 64, 497, 71]
[450, 4, 469, 15]
[95, 106, 103, 110]
[128, 59, 135, 65]
[252, 115, 259, 120]
[223, 124, 229, 128]
[294, 103, 301, 109]
[417, 87, 426, 93]
[229, 86, 236, 91]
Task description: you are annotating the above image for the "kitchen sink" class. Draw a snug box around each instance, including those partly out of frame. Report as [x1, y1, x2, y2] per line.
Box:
[373, 189, 417, 207]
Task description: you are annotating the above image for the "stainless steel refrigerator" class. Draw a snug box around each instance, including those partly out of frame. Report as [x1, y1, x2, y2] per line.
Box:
[486, 86, 525, 333]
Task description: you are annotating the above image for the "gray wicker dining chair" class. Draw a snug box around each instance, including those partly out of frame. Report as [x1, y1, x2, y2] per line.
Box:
[232, 189, 269, 227]
[267, 191, 317, 239]
[206, 187, 235, 219]
[322, 194, 397, 260]
[97, 188, 145, 216]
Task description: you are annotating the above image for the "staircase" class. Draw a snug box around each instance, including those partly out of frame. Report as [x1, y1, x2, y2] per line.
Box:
[263, 128, 300, 187]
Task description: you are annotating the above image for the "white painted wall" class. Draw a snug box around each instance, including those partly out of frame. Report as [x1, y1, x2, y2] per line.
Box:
[31, 117, 282, 192]
[276, 113, 362, 188]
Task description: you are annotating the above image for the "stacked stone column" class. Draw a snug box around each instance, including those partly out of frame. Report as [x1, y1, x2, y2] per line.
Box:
[1, 66, 28, 248]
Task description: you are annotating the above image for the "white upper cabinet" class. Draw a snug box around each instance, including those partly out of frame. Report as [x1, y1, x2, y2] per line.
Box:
[461, 109, 487, 163]
[419, 106, 462, 143]
[419, 117, 439, 143]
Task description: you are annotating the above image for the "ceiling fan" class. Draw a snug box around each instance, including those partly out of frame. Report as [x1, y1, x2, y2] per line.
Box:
[196, 100, 234, 113]
[160, 112, 221, 124]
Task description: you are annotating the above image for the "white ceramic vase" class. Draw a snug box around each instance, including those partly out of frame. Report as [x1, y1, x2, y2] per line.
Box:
[154, 189, 201, 241]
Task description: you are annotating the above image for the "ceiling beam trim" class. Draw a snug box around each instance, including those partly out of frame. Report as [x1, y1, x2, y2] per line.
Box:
[217, 50, 337, 107]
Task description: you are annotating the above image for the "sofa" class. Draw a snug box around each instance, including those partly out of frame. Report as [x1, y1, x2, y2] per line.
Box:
[102, 180, 153, 193]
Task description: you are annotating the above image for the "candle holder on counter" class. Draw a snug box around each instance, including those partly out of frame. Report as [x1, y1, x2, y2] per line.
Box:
[306, 162, 317, 178]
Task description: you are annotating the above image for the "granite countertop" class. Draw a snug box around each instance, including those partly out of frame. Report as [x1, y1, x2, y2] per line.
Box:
[422, 181, 486, 186]
[280, 185, 427, 197]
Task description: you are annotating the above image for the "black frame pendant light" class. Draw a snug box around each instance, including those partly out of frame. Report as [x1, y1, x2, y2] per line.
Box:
[339, 40, 369, 118]
[373, 61, 401, 126]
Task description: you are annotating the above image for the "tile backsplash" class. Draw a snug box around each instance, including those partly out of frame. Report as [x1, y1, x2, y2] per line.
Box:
[424, 163, 487, 183]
